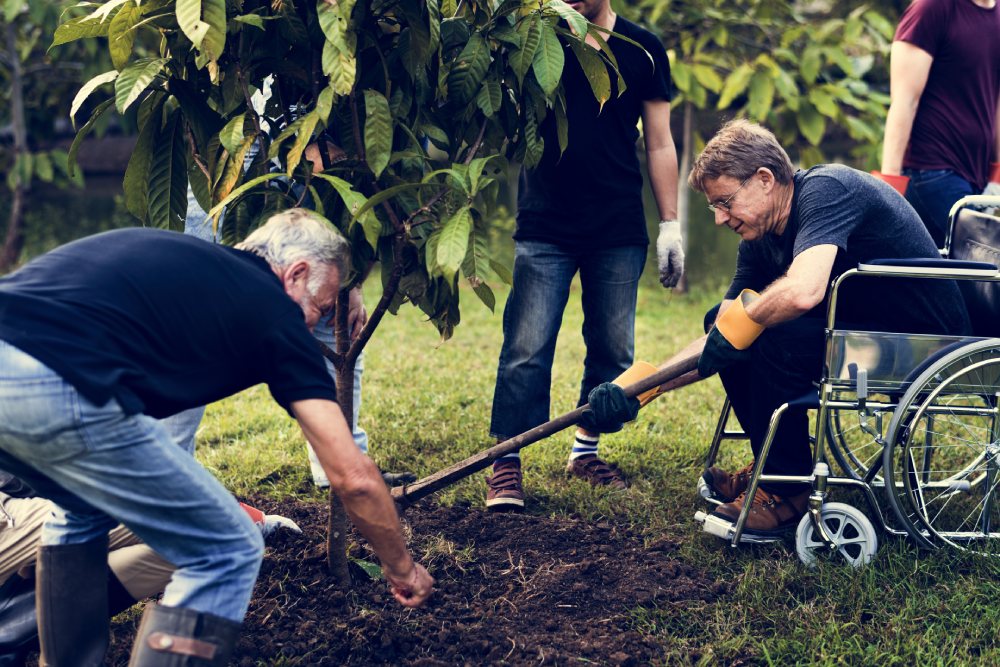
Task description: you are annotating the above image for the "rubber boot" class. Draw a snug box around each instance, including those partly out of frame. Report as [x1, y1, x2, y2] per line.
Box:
[128, 604, 241, 666]
[36, 536, 110, 667]
[0, 573, 39, 666]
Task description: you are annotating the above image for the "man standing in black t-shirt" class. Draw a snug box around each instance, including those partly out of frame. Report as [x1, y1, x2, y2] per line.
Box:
[486, 0, 682, 510]
[0, 209, 432, 665]
[579, 120, 971, 539]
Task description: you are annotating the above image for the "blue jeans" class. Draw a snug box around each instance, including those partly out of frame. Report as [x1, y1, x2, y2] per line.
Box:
[0, 341, 263, 622]
[490, 240, 646, 440]
[903, 168, 976, 248]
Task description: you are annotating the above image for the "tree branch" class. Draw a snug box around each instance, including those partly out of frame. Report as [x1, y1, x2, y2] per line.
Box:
[184, 122, 212, 183]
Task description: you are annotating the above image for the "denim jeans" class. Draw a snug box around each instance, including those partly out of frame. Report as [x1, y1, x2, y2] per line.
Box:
[704, 305, 825, 494]
[903, 168, 976, 248]
[490, 240, 646, 440]
[0, 341, 263, 622]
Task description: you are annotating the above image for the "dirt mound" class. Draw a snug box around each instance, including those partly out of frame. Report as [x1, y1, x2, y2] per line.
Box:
[105, 498, 726, 665]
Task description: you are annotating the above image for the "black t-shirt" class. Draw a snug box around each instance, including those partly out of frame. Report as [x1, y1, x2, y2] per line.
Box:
[726, 165, 971, 335]
[0, 229, 337, 418]
[515, 17, 672, 249]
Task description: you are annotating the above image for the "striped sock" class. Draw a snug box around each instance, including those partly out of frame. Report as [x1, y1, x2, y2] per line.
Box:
[570, 432, 599, 461]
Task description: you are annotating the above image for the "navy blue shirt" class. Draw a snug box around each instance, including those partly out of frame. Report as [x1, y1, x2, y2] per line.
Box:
[0, 229, 336, 418]
[516, 17, 673, 249]
[726, 165, 971, 336]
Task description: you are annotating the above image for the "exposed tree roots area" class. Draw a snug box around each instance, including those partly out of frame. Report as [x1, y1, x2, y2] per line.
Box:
[103, 497, 727, 665]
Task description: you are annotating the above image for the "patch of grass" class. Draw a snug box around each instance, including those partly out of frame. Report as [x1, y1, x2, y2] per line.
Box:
[198, 278, 1000, 664]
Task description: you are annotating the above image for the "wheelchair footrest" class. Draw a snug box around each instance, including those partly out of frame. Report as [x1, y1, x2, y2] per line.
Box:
[694, 511, 784, 544]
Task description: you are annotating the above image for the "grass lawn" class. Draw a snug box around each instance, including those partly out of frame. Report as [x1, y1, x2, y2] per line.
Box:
[196, 279, 1000, 665]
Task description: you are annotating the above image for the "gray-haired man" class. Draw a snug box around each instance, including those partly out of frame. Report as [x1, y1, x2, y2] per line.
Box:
[0, 208, 432, 666]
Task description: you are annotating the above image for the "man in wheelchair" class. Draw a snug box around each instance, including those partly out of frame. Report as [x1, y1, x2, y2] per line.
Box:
[583, 119, 973, 539]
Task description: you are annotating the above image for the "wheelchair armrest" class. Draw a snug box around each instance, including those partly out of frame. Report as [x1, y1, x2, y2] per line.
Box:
[858, 258, 998, 277]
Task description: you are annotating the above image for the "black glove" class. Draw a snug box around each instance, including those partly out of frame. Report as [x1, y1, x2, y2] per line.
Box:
[578, 383, 640, 434]
[698, 326, 752, 377]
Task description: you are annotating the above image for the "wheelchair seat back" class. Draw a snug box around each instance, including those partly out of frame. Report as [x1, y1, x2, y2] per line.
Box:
[949, 207, 1000, 336]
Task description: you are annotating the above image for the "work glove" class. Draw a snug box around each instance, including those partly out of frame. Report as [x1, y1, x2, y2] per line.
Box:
[698, 289, 765, 377]
[656, 219, 685, 288]
[983, 163, 1000, 197]
[870, 171, 910, 196]
[239, 502, 303, 538]
[578, 383, 640, 434]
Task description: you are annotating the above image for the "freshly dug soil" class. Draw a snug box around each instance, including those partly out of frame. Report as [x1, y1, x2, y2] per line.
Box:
[104, 497, 727, 665]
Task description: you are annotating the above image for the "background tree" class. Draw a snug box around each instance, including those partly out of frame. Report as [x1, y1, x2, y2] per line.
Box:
[0, 1, 110, 271]
[56, 0, 615, 584]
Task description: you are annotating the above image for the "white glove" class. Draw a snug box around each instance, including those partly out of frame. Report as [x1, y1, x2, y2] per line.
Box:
[656, 219, 685, 288]
[260, 514, 302, 538]
[983, 181, 1000, 198]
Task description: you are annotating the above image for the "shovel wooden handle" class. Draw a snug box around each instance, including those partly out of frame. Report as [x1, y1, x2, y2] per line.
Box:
[391, 352, 700, 509]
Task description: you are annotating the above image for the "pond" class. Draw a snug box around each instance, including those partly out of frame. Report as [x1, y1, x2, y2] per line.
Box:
[0, 175, 738, 293]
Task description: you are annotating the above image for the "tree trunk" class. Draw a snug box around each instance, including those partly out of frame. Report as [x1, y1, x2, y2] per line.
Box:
[325, 287, 354, 584]
[1, 22, 28, 273]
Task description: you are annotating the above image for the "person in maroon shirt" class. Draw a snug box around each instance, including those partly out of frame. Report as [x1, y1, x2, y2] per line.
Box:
[874, 0, 1000, 245]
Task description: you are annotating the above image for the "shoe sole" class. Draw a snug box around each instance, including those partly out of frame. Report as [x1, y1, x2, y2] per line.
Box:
[486, 497, 524, 511]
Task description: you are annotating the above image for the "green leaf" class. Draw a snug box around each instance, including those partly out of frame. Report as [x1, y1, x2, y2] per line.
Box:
[554, 92, 568, 156]
[510, 15, 540, 84]
[313, 174, 381, 251]
[148, 110, 188, 230]
[70, 70, 119, 125]
[318, 0, 358, 95]
[692, 64, 723, 93]
[796, 102, 825, 146]
[219, 114, 245, 155]
[489, 257, 513, 285]
[461, 221, 495, 311]
[864, 11, 895, 40]
[566, 39, 610, 110]
[349, 182, 437, 222]
[544, 0, 586, 38]
[363, 90, 392, 178]
[176, 0, 226, 63]
[437, 206, 472, 281]
[273, 112, 319, 177]
[349, 558, 383, 580]
[107, 0, 141, 70]
[531, 22, 564, 96]
[214, 132, 258, 205]
[206, 173, 285, 221]
[123, 95, 165, 221]
[747, 70, 775, 121]
[716, 63, 753, 109]
[51, 15, 113, 49]
[4, 0, 21, 23]
[809, 87, 839, 118]
[447, 33, 491, 104]
[476, 77, 502, 117]
[800, 46, 822, 83]
[522, 105, 544, 168]
[33, 152, 54, 183]
[114, 57, 166, 113]
[671, 60, 690, 93]
[466, 155, 497, 195]
[67, 99, 114, 178]
[772, 66, 799, 111]
[232, 14, 265, 30]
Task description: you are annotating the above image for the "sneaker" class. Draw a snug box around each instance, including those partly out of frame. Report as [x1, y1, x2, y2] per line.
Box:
[566, 455, 627, 489]
[702, 461, 755, 502]
[712, 487, 810, 536]
[486, 460, 524, 511]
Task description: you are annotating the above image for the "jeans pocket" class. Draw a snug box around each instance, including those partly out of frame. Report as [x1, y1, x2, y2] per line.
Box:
[0, 379, 87, 461]
[906, 169, 954, 187]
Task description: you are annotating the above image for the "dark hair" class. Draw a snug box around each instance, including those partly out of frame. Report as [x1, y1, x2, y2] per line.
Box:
[688, 119, 794, 192]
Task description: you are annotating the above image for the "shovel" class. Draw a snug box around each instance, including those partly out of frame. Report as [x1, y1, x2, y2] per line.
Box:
[391, 352, 701, 509]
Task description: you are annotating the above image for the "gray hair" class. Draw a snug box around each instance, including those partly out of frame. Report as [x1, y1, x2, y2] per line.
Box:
[236, 208, 350, 280]
[688, 119, 795, 192]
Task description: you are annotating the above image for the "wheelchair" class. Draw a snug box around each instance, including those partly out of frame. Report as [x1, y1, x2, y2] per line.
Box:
[694, 194, 1000, 567]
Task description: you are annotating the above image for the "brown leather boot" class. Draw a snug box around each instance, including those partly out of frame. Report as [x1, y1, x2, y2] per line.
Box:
[712, 487, 810, 536]
[702, 462, 755, 502]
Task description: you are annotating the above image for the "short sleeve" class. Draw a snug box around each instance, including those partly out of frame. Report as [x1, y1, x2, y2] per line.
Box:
[792, 176, 861, 258]
[256, 312, 338, 416]
[894, 0, 950, 57]
[640, 35, 673, 102]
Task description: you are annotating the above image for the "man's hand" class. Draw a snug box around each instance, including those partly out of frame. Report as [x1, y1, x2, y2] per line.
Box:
[384, 562, 434, 608]
[347, 286, 367, 340]
[697, 326, 751, 377]
[261, 514, 302, 537]
[656, 219, 685, 288]
[983, 163, 1000, 197]
[579, 383, 640, 433]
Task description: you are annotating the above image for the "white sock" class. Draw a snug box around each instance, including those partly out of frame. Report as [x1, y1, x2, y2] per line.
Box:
[570, 433, 599, 461]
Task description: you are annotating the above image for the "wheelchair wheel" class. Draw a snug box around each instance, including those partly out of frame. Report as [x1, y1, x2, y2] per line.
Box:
[795, 503, 878, 568]
[883, 338, 1000, 553]
[826, 398, 885, 483]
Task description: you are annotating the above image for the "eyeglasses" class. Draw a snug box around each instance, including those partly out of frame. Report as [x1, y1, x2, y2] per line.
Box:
[707, 175, 753, 213]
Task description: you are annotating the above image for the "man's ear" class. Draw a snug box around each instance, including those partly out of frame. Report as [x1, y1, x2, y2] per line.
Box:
[282, 260, 310, 289]
[757, 167, 777, 192]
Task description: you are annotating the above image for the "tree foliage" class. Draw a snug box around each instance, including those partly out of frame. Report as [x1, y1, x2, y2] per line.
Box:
[632, 0, 897, 167]
[57, 0, 615, 342]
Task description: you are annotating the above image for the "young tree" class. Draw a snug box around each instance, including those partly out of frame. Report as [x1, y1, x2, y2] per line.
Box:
[56, 0, 613, 584]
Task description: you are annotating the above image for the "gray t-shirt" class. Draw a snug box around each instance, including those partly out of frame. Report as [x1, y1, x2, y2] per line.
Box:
[725, 164, 971, 335]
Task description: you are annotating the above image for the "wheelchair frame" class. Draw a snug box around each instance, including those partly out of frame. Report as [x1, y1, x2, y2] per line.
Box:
[696, 194, 1000, 565]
